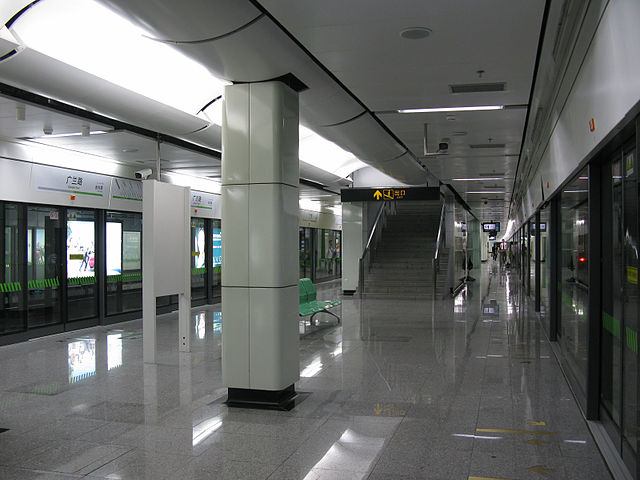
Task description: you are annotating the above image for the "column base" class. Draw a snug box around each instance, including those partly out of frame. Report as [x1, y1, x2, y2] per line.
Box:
[225, 385, 297, 411]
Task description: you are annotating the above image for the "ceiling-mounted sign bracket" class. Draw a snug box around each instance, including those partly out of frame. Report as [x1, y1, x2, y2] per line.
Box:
[341, 186, 440, 202]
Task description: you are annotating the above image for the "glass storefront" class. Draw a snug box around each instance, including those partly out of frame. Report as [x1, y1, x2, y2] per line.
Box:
[558, 166, 590, 405]
[106, 211, 142, 316]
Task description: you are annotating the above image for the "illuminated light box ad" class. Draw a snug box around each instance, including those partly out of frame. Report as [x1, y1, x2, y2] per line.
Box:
[123, 231, 141, 270]
[106, 222, 122, 276]
[213, 228, 222, 267]
[67, 221, 95, 278]
[193, 226, 206, 269]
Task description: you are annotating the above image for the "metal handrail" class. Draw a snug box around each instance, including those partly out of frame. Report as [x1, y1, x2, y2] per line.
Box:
[358, 201, 390, 295]
[363, 201, 386, 257]
[433, 202, 446, 263]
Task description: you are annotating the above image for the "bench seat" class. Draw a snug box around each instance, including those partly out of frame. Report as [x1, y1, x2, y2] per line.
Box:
[299, 278, 341, 323]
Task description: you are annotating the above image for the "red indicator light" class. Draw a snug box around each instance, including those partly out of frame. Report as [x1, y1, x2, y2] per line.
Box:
[578, 257, 586, 263]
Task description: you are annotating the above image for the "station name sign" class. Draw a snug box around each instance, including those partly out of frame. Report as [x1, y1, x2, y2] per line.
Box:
[340, 186, 440, 202]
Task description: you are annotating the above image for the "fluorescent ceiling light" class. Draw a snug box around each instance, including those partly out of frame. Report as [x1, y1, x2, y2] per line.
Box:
[465, 191, 505, 194]
[11, 0, 229, 116]
[163, 171, 221, 194]
[299, 199, 322, 213]
[398, 105, 504, 114]
[328, 205, 342, 216]
[451, 177, 503, 181]
[35, 130, 109, 139]
[299, 126, 367, 179]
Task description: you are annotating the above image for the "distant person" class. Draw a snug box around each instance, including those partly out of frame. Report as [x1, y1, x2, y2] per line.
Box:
[327, 240, 336, 274]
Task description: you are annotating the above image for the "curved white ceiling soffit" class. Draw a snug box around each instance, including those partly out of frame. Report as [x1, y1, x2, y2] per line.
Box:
[96, 0, 430, 185]
[0, 0, 431, 185]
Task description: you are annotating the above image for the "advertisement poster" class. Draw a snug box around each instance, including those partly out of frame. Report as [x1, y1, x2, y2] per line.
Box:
[212, 228, 222, 267]
[67, 221, 95, 278]
[123, 231, 141, 270]
[194, 226, 206, 268]
[68, 339, 96, 383]
[106, 222, 122, 275]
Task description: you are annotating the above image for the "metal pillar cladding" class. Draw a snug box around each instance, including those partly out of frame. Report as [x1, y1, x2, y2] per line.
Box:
[221, 82, 300, 410]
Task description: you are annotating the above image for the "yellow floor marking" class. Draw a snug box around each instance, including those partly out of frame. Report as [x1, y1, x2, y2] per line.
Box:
[528, 465, 556, 475]
[477, 428, 556, 436]
[469, 477, 515, 480]
[525, 439, 551, 446]
[527, 420, 547, 426]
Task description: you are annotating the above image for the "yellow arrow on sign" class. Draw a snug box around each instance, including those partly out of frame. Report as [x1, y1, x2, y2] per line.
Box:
[373, 190, 382, 200]
[527, 465, 556, 475]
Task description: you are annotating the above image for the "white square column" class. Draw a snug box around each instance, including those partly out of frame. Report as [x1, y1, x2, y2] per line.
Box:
[221, 82, 300, 409]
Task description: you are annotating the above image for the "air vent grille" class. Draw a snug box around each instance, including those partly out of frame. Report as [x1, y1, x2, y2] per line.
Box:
[449, 82, 506, 94]
[469, 143, 506, 149]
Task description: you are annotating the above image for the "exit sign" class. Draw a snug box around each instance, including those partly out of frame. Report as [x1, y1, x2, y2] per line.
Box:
[341, 187, 440, 202]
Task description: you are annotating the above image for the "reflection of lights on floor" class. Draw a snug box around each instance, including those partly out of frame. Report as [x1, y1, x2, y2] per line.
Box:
[302, 429, 385, 480]
[453, 433, 502, 440]
[300, 358, 323, 377]
[192, 415, 223, 446]
[107, 333, 123, 370]
[330, 343, 343, 357]
[213, 311, 222, 334]
[195, 312, 206, 339]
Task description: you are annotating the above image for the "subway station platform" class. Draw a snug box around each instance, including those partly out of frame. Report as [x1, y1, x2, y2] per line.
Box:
[0, 265, 612, 479]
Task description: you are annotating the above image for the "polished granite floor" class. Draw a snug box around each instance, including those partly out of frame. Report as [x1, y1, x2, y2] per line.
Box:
[0, 264, 612, 479]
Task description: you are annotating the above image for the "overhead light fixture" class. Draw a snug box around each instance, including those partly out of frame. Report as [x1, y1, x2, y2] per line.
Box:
[400, 27, 432, 40]
[398, 105, 504, 114]
[299, 126, 367, 179]
[451, 177, 503, 181]
[11, 0, 229, 116]
[33, 130, 109, 139]
[465, 191, 505, 194]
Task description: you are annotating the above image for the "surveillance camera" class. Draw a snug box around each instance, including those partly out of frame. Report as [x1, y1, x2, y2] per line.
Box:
[135, 168, 153, 180]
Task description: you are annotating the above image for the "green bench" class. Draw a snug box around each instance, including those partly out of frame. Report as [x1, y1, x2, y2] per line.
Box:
[299, 278, 341, 324]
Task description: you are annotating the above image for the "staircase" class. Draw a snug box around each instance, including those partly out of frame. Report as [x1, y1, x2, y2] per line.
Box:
[362, 202, 448, 298]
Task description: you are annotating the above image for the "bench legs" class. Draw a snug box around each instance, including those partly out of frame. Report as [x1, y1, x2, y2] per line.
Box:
[310, 309, 341, 325]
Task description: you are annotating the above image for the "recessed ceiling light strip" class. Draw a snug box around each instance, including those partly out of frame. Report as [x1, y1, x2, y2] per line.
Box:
[397, 105, 504, 114]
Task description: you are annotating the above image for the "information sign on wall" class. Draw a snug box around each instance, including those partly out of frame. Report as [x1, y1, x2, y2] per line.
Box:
[32, 164, 108, 197]
[191, 191, 215, 210]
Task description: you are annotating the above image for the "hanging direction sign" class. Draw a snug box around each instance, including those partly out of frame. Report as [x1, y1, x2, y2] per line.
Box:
[341, 186, 439, 202]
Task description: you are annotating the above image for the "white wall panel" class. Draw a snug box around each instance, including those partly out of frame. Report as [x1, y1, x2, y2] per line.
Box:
[524, 0, 640, 216]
